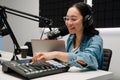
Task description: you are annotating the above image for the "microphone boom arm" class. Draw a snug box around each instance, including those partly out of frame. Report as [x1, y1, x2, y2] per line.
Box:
[0, 5, 52, 60]
[0, 8, 20, 60]
[0, 5, 52, 24]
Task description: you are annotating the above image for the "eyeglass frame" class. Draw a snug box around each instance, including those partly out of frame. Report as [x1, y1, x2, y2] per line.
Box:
[63, 16, 82, 22]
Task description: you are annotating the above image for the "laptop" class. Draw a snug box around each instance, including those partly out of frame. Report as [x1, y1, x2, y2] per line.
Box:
[31, 39, 66, 55]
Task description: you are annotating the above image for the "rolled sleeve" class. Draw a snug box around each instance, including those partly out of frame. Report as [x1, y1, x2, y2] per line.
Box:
[67, 35, 103, 70]
[68, 52, 84, 68]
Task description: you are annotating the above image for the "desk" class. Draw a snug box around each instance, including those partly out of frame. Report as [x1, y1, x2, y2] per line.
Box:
[0, 50, 113, 80]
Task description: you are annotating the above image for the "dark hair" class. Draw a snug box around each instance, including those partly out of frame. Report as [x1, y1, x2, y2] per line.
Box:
[71, 2, 99, 37]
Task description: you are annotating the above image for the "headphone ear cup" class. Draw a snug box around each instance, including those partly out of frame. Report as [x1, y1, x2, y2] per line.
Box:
[84, 15, 93, 28]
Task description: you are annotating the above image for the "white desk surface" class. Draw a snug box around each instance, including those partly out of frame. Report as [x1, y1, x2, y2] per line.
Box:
[0, 50, 113, 80]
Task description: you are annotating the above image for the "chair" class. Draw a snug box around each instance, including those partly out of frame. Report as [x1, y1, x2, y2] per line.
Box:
[102, 48, 112, 71]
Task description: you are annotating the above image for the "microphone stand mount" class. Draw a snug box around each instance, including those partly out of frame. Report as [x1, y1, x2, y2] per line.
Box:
[0, 5, 53, 61]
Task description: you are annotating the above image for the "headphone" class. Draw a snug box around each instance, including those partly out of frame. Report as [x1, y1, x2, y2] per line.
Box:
[83, 3, 93, 28]
[84, 14, 93, 28]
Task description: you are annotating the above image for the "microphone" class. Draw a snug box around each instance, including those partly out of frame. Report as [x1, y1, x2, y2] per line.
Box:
[47, 26, 69, 39]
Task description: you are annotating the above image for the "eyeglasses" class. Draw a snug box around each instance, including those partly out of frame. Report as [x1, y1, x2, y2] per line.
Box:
[63, 16, 81, 22]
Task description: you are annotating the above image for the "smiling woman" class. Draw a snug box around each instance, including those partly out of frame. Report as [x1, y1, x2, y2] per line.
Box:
[32, 2, 103, 70]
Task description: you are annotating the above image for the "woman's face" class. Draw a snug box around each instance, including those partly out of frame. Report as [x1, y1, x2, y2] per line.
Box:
[65, 7, 84, 35]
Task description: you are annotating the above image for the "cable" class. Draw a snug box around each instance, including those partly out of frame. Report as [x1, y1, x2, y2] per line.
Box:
[40, 28, 45, 40]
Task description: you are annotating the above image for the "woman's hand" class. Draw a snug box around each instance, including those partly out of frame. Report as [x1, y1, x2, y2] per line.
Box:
[31, 52, 56, 64]
[31, 51, 69, 64]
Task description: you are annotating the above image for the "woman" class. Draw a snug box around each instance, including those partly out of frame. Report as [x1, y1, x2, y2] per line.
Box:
[32, 2, 103, 70]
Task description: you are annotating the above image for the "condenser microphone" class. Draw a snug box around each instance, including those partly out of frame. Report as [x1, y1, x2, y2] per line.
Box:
[47, 26, 69, 39]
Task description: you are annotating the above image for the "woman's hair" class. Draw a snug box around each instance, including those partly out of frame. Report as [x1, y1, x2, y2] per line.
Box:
[70, 2, 99, 37]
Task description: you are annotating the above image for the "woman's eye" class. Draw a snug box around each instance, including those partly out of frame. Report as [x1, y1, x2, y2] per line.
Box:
[71, 18, 77, 21]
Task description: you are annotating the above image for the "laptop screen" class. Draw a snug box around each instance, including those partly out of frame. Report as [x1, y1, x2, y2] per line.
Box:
[31, 39, 65, 55]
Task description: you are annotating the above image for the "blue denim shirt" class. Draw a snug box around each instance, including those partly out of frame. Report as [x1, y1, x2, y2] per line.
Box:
[66, 34, 103, 70]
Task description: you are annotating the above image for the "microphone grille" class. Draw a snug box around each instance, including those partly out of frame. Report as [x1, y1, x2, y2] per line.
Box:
[59, 26, 69, 36]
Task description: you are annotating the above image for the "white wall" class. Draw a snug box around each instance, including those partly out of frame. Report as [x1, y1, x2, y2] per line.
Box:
[98, 28, 120, 80]
[0, 0, 120, 80]
[0, 38, 2, 50]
